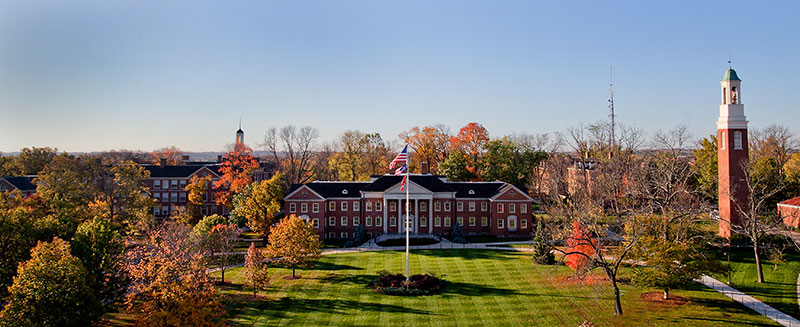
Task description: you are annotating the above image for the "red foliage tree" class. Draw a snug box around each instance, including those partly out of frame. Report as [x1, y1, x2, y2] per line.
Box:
[214, 144, 260, 208]
[565, 221, 596, 273]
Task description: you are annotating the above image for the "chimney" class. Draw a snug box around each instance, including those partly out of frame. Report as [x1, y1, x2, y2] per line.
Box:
[420, 162, 429, 175]
[160, 157, 167, 166]
[181, 155, 190, 163]
[217, 155, 223, 162]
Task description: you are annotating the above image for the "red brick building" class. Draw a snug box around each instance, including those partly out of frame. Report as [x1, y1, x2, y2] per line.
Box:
[143, 164, 225, 218]
[284, 174, 534, 239]
[779, 197, 800, 229]
[717, 68, 749, 239]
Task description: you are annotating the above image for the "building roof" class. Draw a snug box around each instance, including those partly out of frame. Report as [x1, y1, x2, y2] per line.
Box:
[143, 164, 221, 178]
[1, 176, 36, 191]
[449, 182, 507, 198]
[304, 182, 370, 198]
[779, 196, 800, 207]
[361, 175, 454, 193]
[724, 68, 741, 81]
[237, 129, 244, 134]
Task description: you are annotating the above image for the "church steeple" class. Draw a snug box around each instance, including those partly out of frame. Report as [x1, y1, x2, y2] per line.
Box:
[236, 120, 244, 146]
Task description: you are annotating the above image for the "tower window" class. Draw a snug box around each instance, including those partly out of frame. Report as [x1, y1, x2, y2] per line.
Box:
[722, 87, 727, 104]
[734, 131, 743, 150]
[721, 131, 727, 150]
[731, 87, 738, 104]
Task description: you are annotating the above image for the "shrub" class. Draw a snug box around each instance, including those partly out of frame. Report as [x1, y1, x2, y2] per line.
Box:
[369, 273, 445, 296]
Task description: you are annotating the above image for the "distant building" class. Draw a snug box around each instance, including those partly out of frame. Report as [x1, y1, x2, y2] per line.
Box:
[284, 174, 534, 240]
[0, 176, 37, 197]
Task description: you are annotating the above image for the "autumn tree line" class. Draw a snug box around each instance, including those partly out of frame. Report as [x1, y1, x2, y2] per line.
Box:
[1, 121, 800, 321]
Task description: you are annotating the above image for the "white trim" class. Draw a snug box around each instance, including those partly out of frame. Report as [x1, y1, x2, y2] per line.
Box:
[284, 185, 325, 200]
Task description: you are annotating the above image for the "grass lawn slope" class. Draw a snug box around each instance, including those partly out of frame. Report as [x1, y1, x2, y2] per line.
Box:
[213, 249, 778, 326]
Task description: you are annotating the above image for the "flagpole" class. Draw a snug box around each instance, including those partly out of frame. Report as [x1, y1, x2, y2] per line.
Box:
[405, 152, 410, 282]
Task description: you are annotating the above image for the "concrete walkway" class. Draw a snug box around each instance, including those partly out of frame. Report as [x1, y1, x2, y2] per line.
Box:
[697, 275, 800, 327]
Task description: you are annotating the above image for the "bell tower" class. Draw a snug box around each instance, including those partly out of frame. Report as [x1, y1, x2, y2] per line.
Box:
[717, 68, 749, 238]
[236, 120, 244, 146]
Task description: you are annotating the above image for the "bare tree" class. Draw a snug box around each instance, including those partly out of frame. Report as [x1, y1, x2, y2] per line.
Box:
[263, 126, 320, 186]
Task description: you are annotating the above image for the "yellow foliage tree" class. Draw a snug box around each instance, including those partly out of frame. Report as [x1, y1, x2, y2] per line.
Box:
[232, 174, 285, 239]
[267, 215, 322, 279]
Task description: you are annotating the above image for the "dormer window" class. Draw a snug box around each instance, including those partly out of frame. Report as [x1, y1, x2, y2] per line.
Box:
[342, 189, 348, 195]
[302, 190, 307, 196]
[468, 190, 475, 195]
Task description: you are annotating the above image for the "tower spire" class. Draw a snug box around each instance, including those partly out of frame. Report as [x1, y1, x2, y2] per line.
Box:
[608, 66, 616, 155]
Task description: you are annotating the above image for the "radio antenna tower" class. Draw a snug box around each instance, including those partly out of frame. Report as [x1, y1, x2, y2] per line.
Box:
[608, 66, 616, 154]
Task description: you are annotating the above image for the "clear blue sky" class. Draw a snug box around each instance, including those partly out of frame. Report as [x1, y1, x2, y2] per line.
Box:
[1, 1, 798, 152]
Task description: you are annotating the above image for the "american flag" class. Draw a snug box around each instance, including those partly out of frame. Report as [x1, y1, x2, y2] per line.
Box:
[394, 164, 407, 176]
[388, 145, 408, 169]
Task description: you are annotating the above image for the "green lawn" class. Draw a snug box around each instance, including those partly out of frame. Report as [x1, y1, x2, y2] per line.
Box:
[212, 249, 777, 326]
[712, 249, 800, 319]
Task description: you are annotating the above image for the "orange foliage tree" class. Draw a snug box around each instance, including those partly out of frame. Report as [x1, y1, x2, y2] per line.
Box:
[149, 146, 184, 165]
[564, 221, 596, 274]
[244, 243, 269, 297]
[124, 222, 224, 326]
[398, 125, 450, 174]
[214, 144, 260, 208]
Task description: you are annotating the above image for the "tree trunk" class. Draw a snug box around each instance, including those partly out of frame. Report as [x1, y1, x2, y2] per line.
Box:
[292, 266, 296, 278]
[754, 241, 764, 283]
[663, 288, 669, 300]
[221, 265, 226, 283]
[612, 279, 623, 316]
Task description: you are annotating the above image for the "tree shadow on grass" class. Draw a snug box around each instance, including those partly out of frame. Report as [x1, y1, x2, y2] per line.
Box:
[265, 297, 435, 318]
[268, 261, 365, 272]
[439, 280, 526, 298]
[318, 273, 375, 286]
[410, 249, 520, 261]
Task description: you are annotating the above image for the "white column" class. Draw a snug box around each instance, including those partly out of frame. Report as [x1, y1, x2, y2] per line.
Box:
[397, 199, 402, 233]
[383, 198, 387, 234]
[428, 197, 433, 233]
[414, 199, 419, 234]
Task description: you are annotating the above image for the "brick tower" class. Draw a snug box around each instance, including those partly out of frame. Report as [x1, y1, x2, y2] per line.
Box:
[717, 68, 749, 238]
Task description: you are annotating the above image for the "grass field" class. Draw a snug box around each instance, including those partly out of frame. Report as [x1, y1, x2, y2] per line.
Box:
[712, 249, 800, 319]
[212, 249, 778, 326]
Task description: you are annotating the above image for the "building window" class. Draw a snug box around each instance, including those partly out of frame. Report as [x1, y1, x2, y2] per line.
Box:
[457, 202, 463, 211]
[508, 217, 517, 229]
[154, 180, 161, 189]
[341, 202, 348, 211]
[161, 193, 168, 202]
[328, 232, 336, 239]
[435, 216, 441, 227]
[390, 202, 396, 212]
[734, 131, 743, 150]
[179, 180, 186, 189]
[366, 216, 373, 226]
[420, 202, 427, 211]
[420, 217, 427, 227]
[341, 216, 348, 226]
[509, 204, 516, 214]
[469, 217, 476, 226]
[497, 204, 504, 213]
[521, 204, 528, 213]
[171, 180, 178, 189]
[366, 202, 372, 211]
[289, 203, 296, 213]
[435, 201, 441, 211]
[341, 232, 348, 238]
[162, 206, 169, 215]
[457, 217, 463, 226]
[312, 218, 319, 228]
[153, 207, 160, 215]
[390, 217, 397, 227]
[481, 217, 488, 226]
[329, 216, 336, 226]
[353, 216, 360, 226]
[353, 201, 360, 211]
[312, 203, 319, 213]
[444, 217, 451, 227]
[498, 219, 505, 229]
[201, 206, 208, 216]
[153, 192, 160, 201]
[179, 193, 186, 203]
[520, 218, 528, 229]
[481, 202, 488, 211]
[301, 203, 308, 213]
[329, 201, 336, 211]
[202, 193, 207, 202]
[469, 202, 475, 211]
[376, 216, 383, 226]
[444, 202, 451, 211]
[376, 202, 382, 211]
[170, 193, 177, 202]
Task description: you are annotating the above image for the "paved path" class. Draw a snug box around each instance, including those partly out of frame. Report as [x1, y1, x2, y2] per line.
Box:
[697, 275, 800, 327]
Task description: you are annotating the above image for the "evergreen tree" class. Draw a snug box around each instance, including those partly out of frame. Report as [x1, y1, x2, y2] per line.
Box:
[450, 221, 466, 243]
[531, 219, 554, 265]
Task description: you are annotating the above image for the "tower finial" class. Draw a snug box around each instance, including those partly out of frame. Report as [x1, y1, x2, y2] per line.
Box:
[728, 52, 732, 68]
[239, 117, 241, 130]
